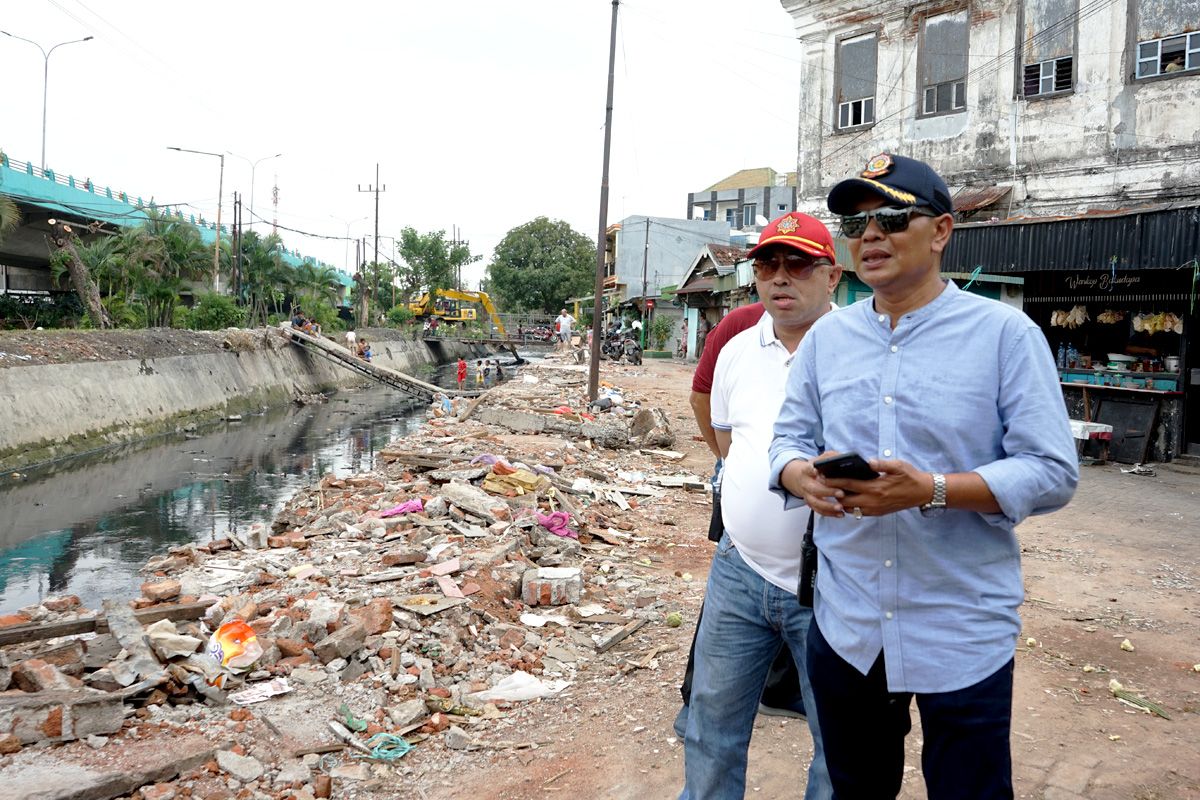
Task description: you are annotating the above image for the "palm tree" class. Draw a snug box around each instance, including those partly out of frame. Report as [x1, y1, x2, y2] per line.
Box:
[294, 262, 342, 307]
[0, 195, 20, 245]
[238, 230, 287, 326]
[120, 209, 211, 327]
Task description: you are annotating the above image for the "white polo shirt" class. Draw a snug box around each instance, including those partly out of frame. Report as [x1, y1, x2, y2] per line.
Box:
[711, 308, 825, 593]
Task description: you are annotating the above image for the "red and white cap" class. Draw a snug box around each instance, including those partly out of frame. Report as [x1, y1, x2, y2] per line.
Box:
[746, 212, 836, 261]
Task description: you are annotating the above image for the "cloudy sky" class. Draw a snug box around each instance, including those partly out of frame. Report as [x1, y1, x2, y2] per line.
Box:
[2, 1, 801, 286]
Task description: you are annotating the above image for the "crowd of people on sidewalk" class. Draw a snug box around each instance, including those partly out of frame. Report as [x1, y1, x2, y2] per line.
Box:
[674, 155, 1078, 800]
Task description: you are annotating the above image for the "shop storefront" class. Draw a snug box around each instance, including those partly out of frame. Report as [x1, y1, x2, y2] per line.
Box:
[945, 205, 1200, 462]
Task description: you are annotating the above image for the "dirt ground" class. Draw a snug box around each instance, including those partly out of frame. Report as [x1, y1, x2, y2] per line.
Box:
[414, 359, 1200, 800]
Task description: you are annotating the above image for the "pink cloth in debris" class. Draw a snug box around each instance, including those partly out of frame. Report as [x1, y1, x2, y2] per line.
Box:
[536, 511, 577, 539]
[380, 498, 424, 518]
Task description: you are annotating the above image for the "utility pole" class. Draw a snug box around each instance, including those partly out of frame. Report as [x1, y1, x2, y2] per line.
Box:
[450, 225, 470, 291]
[640, 218, 650, 350]
[588, 0, 620, 401]
[357, 164, 386, 317]
[354, 238, 361, 327]
[232, 192, 242, 301]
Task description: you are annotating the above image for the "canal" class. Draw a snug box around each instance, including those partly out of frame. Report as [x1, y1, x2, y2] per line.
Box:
[0, 359, 510, 613]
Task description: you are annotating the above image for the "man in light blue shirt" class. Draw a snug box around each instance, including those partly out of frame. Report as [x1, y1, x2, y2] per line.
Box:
[768, 154, 1078, 799]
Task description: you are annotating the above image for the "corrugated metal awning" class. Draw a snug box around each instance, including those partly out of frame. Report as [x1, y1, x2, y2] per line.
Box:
[942, 204, 1200, 273]
[675, 277, 716, 294]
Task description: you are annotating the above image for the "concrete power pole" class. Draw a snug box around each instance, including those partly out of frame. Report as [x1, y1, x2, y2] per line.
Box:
[357, 164, 386, 319]
[587, 0, 620, 401]
[450, 225, 470, 291]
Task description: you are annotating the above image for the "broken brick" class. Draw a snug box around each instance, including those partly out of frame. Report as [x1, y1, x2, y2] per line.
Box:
[350, 598, 393, 636]
[141, 579, 181, 603]
[42, 595, 82, 612]
[275, 638, 310, 658]
[12, 659, 80, 692]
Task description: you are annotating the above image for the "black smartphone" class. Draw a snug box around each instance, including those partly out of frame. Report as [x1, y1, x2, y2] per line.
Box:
[813, 452, 879, 481]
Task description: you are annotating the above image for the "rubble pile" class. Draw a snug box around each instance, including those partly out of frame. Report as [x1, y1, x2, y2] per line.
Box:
[0, 362, 709, 799]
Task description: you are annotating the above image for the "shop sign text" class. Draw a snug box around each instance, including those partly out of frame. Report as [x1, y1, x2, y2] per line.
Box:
[1064, 273, 1141, 292]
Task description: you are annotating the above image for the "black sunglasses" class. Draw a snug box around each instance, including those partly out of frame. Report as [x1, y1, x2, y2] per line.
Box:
[839, 206, 939, 239]
[751, 252, 828, 281]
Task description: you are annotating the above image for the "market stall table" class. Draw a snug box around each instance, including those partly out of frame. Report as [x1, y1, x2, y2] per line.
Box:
[1069, 418, 1113, 463]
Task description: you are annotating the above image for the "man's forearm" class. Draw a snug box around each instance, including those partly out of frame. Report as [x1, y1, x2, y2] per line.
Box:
[689, 391, 720, 457]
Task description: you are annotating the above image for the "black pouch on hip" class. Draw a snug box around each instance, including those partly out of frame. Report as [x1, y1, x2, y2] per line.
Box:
[797, 513, 817, 607]
[706, 488, 724, 543]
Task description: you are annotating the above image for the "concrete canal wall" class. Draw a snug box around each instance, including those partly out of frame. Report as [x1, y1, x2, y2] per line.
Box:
[0, 328, 484, 472]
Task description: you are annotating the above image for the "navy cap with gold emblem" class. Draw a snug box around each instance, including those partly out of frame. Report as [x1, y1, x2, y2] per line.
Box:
[827, 153, 953, 216]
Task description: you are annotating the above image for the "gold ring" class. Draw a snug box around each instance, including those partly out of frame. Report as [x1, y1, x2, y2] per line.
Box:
[852, 507, 863, 519]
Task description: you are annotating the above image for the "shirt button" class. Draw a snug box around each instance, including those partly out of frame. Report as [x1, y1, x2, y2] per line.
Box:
[885, 611, 894, 620]
[884, 396, 893, 404]
[884, 559, 893, 567]
[890, 345, 899, 353]
[883, 449, 892, 457]
[878, 314, 886, 323]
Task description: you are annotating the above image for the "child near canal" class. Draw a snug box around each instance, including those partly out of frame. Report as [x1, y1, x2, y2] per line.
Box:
[475, 360, 484, 386]
[456, 357, 467, 389]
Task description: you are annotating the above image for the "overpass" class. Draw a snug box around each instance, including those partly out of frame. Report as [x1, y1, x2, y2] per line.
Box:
[0, 152, 348, 295]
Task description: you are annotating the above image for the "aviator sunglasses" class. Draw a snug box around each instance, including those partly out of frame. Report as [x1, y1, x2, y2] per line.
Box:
[839, 206, 939, 239]
[751, 252, 828, 281]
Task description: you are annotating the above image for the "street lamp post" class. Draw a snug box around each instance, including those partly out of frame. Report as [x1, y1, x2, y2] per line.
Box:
[330, 215, 367, 273]
[168, 146, 225, 292]
[228, 151, 282, 228]
[0, 31, 94, 171]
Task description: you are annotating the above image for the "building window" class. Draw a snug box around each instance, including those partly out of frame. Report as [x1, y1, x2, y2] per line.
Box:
[923, 80, 966, 114]
[703, 209, 713, 220]
[1020, 0, 1075, 97]
[742, 204, 757, 227]
[1137, 33, 1200, 78]
[777, 204, 787, 212]
[725, 208, 736, 225]
[836, 31, 877, 130]
[1024, 56, 1073, 96]
[920, 10, 968, 117]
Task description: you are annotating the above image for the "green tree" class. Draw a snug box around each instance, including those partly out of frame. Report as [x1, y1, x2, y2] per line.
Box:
[486, 217, 595, 312]
[394, 228, 478, 302]
[188, 292, 247, 330]
[119, 209, 212, 327]
[237, 230, 289, 326]
[0, 195, 21, 244]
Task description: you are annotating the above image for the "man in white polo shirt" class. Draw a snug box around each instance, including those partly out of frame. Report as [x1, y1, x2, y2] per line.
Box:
[680, 212, 841, 800]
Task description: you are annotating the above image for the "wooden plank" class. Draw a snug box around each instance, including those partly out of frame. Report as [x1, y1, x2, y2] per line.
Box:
[595, 618, 647, 653]
[457, 392, 491, 422]
[0, 600, 217, 647]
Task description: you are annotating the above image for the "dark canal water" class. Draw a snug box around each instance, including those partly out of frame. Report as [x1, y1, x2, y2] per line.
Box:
[0, 359, 504, 613]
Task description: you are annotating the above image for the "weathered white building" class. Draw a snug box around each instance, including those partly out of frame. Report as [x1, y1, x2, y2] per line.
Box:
[780, 0, 1200, 217]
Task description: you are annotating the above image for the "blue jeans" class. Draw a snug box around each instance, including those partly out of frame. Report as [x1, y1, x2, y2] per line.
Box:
[680, 533, 831, 800]
[807, 620, 1014, 799]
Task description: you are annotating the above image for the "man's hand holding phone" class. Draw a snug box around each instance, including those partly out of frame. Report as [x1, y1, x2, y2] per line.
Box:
[781, 452, 934, 518]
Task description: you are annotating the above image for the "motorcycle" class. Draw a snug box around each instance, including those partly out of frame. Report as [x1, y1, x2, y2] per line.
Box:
[622, 336, 642, 365]
[602, 327, 642, 364]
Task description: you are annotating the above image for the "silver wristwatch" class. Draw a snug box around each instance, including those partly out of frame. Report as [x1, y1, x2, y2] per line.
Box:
[920, 473, 947, 517]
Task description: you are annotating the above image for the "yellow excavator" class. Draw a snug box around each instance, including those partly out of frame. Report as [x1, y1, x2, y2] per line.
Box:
[409, 289, 524, 362]
[408, 289, 508, 339]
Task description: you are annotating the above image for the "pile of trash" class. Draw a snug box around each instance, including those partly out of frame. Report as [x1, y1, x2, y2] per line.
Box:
[0, 362, 708, 798]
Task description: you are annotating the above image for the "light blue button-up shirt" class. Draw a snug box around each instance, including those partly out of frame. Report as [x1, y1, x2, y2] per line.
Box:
[768, 280, 1078, 693]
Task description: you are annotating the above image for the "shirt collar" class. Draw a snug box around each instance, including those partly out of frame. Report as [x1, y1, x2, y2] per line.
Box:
[865, 279, 958, 330]
[757, 302, 839, 348]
